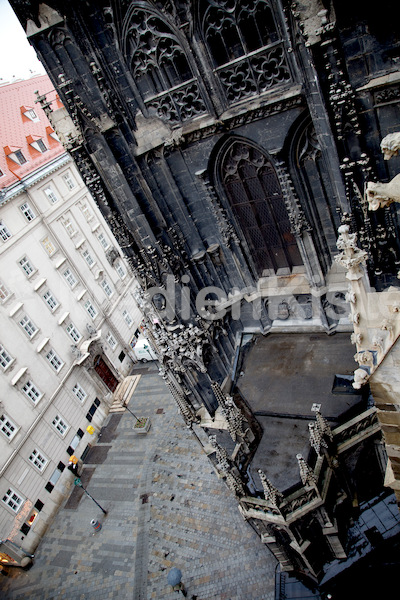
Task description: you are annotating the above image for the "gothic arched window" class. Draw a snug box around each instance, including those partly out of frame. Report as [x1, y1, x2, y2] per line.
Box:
[200, 0, 291, 104]
[122, 7, 207, 123]
[219, 141, 302, 276]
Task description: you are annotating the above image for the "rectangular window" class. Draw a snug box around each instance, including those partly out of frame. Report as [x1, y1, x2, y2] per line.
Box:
[0, 343, 13, 370]
[0, 414, 17, 439]
[2, 488, 24, 512]
[86, 398, 100, 422]
[25, 109, 38, 120]
[63, 219, 76, 237]
[115, 261, 126, 279]
[0, 221, 12, 242]
[36, 139, 47, 153]
[45, 465, 64, 492]
[101, 279, 113, 298]
[122, 310, 133, 327]
[22, 380, 43, 404]
[41, 237, 56, 256]
[43, 289, 59, 311]
[19, 256, 35, 277]
[63, 173, 76, 190]
[44, 187, 58, 204]
[98, 232, 110, 250]
[66, 322, 81, 343]
[29, 449, 48, 471]
[84, 299, 97, 320]
[20, 202, 36, 222]
[46, 349, 63, 372]
[0, 280, 10, 301]
[106, 332, 117, 349]
[63, 268, 77, 287]
[73, 383, 87, 402]
[14, 150, 27, 165]
[82, 249, 95, 267]
[52, 414, 69, 436]
[80, 203, 93, 222]
[19, 314, 38, 338]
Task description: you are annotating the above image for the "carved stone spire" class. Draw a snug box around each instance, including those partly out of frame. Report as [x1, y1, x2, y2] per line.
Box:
[308, 423, 327, 456]
[315, 410, 333, 442]
[258, 470, 283, 508]
[297, 454, 317, 487]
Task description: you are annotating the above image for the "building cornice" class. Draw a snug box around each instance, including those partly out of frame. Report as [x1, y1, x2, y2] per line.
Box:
[0, 152, 71, 205]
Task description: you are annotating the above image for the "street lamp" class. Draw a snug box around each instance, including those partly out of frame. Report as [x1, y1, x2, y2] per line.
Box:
[74, 478, 108, 515]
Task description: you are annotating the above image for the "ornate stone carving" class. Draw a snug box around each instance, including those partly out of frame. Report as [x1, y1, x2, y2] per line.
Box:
[366, 174, 400, 211]
[297, 454, 317, 487]
[381, 132, 400, 160]
[122, 6, 207, 124]
[352, 368, 370, 389]
[335, 225, 368, 280]
[160, 369, 200, 426]
[258, 470, 283, 509]
[354, 350, 374, 367]
[366, 131, 400, 210]
[209, 435, 246, 497]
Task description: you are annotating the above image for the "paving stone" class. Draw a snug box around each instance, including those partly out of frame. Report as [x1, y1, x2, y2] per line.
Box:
[2, 371, 277, 600]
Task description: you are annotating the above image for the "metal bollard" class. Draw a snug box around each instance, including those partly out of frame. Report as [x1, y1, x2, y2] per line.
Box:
[90, 519, 102, 532]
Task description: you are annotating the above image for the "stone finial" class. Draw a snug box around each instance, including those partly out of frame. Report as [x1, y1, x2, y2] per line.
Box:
[335, 225, 368, 280]
[297, 454, 317, 486]
[258, 470, 283, 508]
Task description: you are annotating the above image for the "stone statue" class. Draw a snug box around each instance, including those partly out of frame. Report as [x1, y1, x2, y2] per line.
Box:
[365, 131, 400, 210]
[365, 174, 400, 210]
[381, 132, 400, 160]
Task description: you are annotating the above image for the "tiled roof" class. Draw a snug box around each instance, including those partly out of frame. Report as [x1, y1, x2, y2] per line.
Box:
[0, 75, 65, 189]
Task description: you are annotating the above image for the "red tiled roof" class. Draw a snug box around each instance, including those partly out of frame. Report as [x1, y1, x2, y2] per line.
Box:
[0, 75, 65, 189]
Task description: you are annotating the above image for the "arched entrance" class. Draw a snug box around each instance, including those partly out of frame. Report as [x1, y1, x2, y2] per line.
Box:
[217, 139, 303, 276]
[94, 355, 119, 392]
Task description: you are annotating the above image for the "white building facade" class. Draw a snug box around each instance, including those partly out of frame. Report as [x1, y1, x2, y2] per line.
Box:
[0, 76, 143, 554]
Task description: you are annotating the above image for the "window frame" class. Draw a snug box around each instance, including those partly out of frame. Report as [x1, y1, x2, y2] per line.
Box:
[44, 186, 59, 204]
[45, 348, 64, 373]
[18, 314, 39, 339]
[62, 172, 76, 191]
[72, 383, 87, 403]
[29, 448, 48, 472]
[52, 414, 69, 437]
[0, 343, 14, 370]
[22, 380, 43, 404]
[0, 220, 12, 242]
[84, 299, 98, 320]
[106, 332, 117, 349]
[0, 413, 18, 440]
[19, 255, 36, 277]
[43, 289, 59, 312]
[20, 202, 36, 222]
[66, 322, 82, 343]
[63, 267, 78, 288]
[2, 487, 24, 513]
[101, 279, 113, 298]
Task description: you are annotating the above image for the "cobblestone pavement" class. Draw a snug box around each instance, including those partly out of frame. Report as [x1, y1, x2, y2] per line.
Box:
[1, 369, 277, 600]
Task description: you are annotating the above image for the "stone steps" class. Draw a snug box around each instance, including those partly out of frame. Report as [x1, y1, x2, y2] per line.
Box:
[109, 375, 141, 413]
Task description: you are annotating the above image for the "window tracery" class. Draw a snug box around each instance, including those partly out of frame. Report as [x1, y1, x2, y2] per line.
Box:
[122, 6, 207, 123]
[200, 0, 291, 104]
[219, 140, 302, 275]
